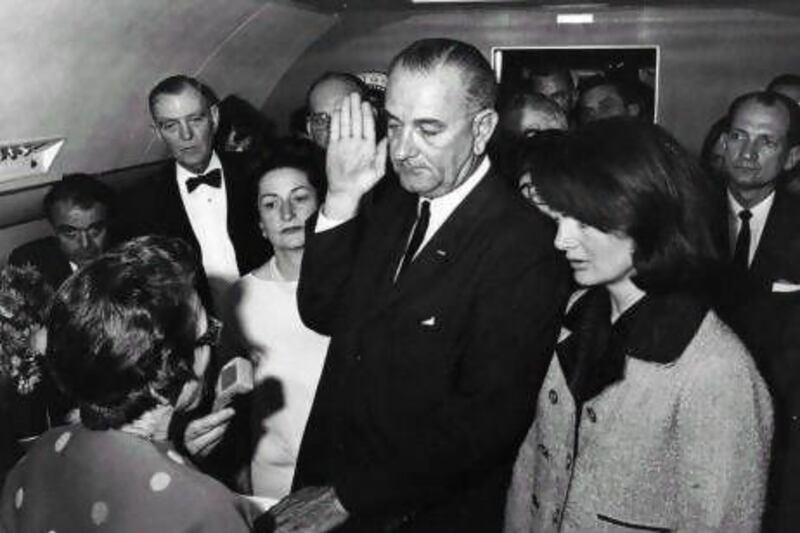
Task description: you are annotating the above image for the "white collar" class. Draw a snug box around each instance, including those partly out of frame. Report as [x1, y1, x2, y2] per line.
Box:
[726, 188, 775, 220]
[419, 156, 490, 213]
[176, 152, 222, 183]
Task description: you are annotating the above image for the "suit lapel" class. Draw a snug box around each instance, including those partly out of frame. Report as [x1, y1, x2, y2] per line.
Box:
[383, 170, 502, 308]
[750, 188, 792, 284]
[160, 166, 200, 250]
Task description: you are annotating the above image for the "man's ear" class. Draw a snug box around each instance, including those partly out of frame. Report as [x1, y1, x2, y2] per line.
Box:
[472, 109, 499, 155]
[784, 145, 800, 171]
[626, 103, 641, 118]
[209, 104, 220, 134]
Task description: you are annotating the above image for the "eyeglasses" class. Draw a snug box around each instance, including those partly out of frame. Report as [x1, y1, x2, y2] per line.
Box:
[195, 315, 222, 349]
[307, 111, 331, 130]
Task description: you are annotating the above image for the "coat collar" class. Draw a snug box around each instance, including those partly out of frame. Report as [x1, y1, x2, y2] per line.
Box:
[556, 288, 708, 405]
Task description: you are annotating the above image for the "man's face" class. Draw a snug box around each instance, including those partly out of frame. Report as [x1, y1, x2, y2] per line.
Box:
[722, 99, 797, 199]
[385, 65, 496, 199]
[51, 201, 109, 267]
[505, 106, 567, 139]
[772, 84, 800, 105]
[579, 84, 629, 124]
[307, 79, 356, 149]
[531, 74, 575, 112]
[151, 87, 219, 174]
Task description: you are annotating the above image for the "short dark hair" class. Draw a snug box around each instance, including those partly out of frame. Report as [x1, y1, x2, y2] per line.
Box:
[530, 117, 722, 293]
[767, 73, 800, 92]
[252, 137, 326, 201]
[46, 236, 199, 430]
[727, 90, 800, 148]
[42, 174, 115, 223]
[306, 72, 367, 108]
[148, 74, 217, 118]
[578, 75, 636, 105]
[389, 38, 497, 111]
[500, 91, 568, 133]
[528, 67, 575, 90]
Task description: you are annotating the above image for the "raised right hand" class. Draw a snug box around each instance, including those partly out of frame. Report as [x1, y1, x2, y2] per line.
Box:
[323, 92, 388, 221]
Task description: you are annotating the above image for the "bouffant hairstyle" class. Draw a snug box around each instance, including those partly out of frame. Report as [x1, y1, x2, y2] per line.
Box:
[530, 117, 723, 293]
[46, 236, 200, 429]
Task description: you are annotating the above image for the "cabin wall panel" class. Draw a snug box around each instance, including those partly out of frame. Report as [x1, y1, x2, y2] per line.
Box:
[262, 6, 800, 155]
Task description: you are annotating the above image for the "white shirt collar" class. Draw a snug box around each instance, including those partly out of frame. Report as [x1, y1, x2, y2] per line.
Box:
[176, 152, 222, 184]
[415, 156, 491, 253]
[726, 188, 775, 265]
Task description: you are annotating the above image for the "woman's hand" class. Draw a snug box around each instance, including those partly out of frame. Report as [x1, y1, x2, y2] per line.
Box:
[323, 92, 388, 221]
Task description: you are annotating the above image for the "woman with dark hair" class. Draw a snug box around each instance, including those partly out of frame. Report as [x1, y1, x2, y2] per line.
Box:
[225, 138, 329, 503]
[505, 118, 772, 532]
[0, 236, 262, 532]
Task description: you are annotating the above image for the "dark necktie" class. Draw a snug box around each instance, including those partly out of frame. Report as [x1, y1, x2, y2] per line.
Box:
[732, 208, 752, 270]
[185, 168, 222, 193]
[397, 200, 431, 280]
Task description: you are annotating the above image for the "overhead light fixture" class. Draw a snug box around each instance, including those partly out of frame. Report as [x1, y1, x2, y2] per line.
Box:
[557, 13, 594, 23]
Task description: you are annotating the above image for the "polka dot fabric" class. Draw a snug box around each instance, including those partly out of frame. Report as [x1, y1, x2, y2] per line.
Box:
[0, 425, 261, 532]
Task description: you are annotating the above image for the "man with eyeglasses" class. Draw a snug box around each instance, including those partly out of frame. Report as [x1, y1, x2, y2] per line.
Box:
[121, 75, 266, 314]
[273, 38, 569, 532]
[305, 72, 368, 150]
[9, 174, 114, 288]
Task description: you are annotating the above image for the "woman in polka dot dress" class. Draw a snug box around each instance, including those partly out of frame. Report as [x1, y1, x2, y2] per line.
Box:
[0, 236, 267, 532]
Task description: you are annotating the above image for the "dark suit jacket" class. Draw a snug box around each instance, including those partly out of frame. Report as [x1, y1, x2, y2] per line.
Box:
[118, 152, 268, 308]
[716, 186, 800, 363]
[8, 237, 71, 289]
[714, 186, 800, 531]
[293, 169, 570, 532]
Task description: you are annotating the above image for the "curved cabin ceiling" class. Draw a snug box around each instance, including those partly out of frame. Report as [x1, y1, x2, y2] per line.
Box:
[0, 0, 334, 180]
[0, 0, 798, 254]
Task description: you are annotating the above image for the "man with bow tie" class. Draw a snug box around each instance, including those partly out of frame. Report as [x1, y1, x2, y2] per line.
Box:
[122, 75, 266, 313]
[118, 75, 268, 486]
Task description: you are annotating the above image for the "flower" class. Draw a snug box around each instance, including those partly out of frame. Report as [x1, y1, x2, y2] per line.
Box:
[0, 264, 54, 395]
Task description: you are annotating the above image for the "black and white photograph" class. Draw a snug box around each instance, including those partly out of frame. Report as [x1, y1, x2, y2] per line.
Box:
[0, 0, 798, 532]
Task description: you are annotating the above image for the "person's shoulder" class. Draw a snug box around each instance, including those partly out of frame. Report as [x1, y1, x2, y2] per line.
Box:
[8, 236, 62, 264]
[680, 312, 766, 391]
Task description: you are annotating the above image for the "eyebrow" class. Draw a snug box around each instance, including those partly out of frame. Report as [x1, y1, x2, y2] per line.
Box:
[385, 110, 445, 128]
[259, 186, 312, 198]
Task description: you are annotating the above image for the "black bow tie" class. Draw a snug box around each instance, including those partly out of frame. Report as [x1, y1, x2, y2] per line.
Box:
[185, 169, 222, 193]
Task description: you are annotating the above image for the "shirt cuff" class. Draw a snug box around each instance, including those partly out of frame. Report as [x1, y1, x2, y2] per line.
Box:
[315, 206, 348, 233]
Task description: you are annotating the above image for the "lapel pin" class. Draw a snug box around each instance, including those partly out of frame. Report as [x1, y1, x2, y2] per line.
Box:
[421, 316, 436, 326]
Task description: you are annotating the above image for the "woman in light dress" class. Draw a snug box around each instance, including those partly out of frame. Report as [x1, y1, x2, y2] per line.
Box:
[227, 139, 329, 502]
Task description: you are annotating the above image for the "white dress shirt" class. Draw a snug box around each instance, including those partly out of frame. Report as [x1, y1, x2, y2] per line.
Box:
[727, 189, 774, 267]
[316, 157, 491, 249]
[176, 153, 240, 304]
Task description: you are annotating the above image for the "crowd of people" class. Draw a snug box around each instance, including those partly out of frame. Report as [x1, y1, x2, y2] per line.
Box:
[0, 36, 799, 532]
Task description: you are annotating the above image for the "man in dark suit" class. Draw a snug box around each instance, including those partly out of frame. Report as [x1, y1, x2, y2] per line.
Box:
[714, 90, 800, 531]
[9, 174, 114, 288]
[121, 75, 266, 313]
[271, 38, 569, 532]
[715, 91, 800, 350]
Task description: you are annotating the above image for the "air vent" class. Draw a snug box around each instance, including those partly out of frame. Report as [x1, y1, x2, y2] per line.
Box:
[0, 137, 65, 186]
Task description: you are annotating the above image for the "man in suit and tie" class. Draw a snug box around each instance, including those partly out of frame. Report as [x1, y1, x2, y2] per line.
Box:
[714, 90, 800, 531]
[715, 91, 800, 338]
[122, 75, 266, 313]
[9, 174, 114, 288]
[271, 38, 569, 532]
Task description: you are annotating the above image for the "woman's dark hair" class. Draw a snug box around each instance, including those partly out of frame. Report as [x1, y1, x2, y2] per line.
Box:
[252, 136, 326, 201]
[46, 235, 200, 429]
[530, 117, 723, 293]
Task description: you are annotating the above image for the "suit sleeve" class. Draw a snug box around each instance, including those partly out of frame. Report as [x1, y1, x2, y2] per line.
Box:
[333, 228, 569, 516]
[297, 212, 362, 336]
